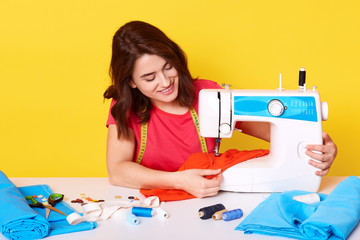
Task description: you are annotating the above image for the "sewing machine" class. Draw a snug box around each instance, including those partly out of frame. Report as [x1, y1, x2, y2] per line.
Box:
[198, 68, 328, 192]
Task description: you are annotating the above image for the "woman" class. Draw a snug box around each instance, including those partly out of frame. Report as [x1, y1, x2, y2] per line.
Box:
[104, 21, 337, 198]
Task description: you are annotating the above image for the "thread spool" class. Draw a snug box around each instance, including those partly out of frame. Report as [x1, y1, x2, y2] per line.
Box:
[222, 209, 243, 221]
[212, 209, 227, 220]
[132, 207, 154, 217]
[156, 208, 169, 219]
[126, 213, 140, 225]
[198, 204, 225, 220]
[293, 193, 320, 204]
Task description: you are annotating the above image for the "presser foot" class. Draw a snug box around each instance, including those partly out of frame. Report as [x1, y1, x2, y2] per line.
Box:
[214, 138, 221, 157]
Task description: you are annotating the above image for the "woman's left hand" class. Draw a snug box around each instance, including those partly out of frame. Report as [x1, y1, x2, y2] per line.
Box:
[306, 132, 338, 176]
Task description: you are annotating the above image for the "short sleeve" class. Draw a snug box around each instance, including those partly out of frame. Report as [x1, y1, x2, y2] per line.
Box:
[194, 79, 222, 92]
[106, 99, 116, 127]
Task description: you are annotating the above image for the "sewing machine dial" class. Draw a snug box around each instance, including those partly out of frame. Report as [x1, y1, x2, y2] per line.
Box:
[268, 99, 285, 116]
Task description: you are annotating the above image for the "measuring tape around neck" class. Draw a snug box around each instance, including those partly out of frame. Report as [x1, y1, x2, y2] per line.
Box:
[135, 107, 208, 164]
[136, 122, 148, 164]
[189, 108, 208, 154]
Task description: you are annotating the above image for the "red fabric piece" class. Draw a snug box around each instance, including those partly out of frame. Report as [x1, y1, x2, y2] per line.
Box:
[140, 149, 269, 201]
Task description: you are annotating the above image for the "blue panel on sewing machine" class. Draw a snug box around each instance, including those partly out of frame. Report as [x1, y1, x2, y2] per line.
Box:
[233, 96, 318, 122]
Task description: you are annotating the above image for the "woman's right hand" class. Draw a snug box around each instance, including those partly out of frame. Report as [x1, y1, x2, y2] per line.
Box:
[175, 169, 223, 198]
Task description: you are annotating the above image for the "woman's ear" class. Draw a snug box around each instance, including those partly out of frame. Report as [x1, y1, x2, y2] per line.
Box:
[129, 80, 137, 89]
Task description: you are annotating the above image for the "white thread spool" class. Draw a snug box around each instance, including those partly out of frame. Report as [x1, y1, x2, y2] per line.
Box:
[156, 208, 169, 219]
[293, 193, 320, 204]
[126, 213, 140, 225]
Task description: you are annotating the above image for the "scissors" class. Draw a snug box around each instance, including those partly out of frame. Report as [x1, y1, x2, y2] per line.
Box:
[25, 193, 66, 219]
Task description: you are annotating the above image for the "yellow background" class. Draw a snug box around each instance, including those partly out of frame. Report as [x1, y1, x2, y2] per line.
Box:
[1, 0, 359, 177]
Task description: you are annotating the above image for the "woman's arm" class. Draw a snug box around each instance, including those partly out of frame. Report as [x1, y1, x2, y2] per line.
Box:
[106, 124, 222, 197]
[237, 121, 270, 142]
[106, 124, 176, 189]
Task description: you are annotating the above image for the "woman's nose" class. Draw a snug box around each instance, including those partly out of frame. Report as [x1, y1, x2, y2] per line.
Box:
[158, 72, 170, 86]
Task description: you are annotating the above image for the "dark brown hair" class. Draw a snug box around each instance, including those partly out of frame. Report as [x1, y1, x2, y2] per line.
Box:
[104, 21, 196, 139]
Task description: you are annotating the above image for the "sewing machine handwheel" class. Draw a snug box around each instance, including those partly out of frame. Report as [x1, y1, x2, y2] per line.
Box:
[268, 99, 284, 116]
[321, 102, 328, 121]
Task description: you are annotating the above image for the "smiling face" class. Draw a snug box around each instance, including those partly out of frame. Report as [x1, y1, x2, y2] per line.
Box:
[131, 54, 179, 109]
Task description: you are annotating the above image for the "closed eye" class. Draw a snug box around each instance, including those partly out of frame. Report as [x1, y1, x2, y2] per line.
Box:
[164, 62, 173, 70]
[141, 72, 155, 81]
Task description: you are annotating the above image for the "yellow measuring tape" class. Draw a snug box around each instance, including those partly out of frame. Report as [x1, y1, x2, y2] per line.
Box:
[189, 108, 208, 154]
[135, 107, 208, 164]
[136, 122, 148, 164]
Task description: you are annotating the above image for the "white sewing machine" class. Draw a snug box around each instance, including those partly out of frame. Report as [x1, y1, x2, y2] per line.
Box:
[198, 68, 328, 192]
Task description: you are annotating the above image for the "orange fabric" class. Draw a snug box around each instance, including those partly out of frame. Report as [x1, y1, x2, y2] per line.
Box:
[140, 149, 269, 201]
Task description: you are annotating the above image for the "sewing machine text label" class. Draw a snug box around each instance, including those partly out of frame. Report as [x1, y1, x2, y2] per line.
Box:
[233, 96, 318, 122]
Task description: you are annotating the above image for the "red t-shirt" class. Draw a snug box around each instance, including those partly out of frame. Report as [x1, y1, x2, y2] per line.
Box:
[106, 79, 222, 171]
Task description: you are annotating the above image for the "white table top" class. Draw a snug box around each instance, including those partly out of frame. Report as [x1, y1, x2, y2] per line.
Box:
[1, 176, 359, 240]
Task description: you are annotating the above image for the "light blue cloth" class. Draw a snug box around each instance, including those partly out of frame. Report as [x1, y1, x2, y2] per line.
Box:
[0, 171, 97, 239]
[236, 176, 360, 240]
[0, 171, 50, 239]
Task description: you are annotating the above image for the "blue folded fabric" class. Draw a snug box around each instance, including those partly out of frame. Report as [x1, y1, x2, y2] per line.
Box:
[0, 171, 50, 240]
[0, 171, 97, 239]
[236, 176, 360, 240]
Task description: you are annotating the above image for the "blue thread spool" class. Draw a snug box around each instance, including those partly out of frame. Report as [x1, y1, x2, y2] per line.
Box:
[198, 204, 225, 220]
[222, 208, 243, 221]
[132, 207, 153, 217]
[126, 213, 140, 225]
